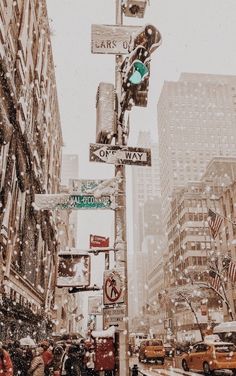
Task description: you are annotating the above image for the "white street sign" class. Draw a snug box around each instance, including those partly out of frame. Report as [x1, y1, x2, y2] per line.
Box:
[88, 296, 103, 315]
[91, 24, 142, 55]
[69, 179, 105, 194]
[90, 143, 151, 166]
[103, 305, 126, 330]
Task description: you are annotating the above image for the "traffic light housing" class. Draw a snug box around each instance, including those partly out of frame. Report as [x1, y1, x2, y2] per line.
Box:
[120, 24, 161, 111]
[122, 0, 148, 18]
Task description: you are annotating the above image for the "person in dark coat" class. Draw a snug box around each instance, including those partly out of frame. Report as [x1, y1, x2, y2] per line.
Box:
[65, 346, 81, 376]
[9, 341, 26, 376]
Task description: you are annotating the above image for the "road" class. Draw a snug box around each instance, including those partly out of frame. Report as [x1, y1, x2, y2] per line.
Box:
[129, 356, 233, 376]
[129, 356, 190, 375]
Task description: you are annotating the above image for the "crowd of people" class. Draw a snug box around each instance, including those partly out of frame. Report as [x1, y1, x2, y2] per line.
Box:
[0, 338, 105, 376]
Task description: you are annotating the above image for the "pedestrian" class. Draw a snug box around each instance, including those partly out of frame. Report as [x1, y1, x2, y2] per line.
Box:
[28, 347, 44, 376]
[77, 340, 86, 376]
[60, 343, 70, 376]
[0, 341, 13, 376]
[22, 346, 34, 374]
[51, 344, 64, 375]
[84, 345, 98, 376]
[9, 340, 26, 376]
[40, 341, 53, 376]
[64, 345, 81, 376]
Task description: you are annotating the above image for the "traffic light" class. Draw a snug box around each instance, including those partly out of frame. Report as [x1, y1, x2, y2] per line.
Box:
[129, 60, 149, 85]
[122, 0, 148, 18]
[120, 24, 161, 111]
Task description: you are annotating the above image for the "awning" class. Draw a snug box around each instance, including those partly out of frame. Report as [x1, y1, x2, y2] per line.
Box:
[92, 326, 115, 338]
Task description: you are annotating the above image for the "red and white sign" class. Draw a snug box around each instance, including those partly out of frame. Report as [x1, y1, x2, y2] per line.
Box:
[103, 268, 124, 305]
[90, 234, 109, 248]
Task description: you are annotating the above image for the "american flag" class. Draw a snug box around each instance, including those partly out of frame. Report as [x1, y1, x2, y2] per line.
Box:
[210, 274, 221, 291]
[228, 260, 236, 283]
[207, 209, 223, 239]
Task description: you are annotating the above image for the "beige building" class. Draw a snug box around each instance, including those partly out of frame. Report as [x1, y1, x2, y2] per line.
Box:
[164, 158, 236, 341]
[158, 73, 236, 224]
[203, 157, 236, 319]
[165, 181, 223, 341]
[0, 0, 62, 340]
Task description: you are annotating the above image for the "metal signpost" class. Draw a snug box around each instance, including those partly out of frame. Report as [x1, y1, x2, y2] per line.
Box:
[90, 143, 151, 166]
[89, 1, 161, 374]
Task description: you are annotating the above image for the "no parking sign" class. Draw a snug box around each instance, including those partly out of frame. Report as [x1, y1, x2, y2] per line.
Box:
[103, 268, 124, 305]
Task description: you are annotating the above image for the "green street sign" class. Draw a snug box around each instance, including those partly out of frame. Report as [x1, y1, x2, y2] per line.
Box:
[35, 194, 112, 210]
[62, 195, 112, 209]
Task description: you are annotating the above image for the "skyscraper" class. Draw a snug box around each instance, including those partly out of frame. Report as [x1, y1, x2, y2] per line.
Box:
[158, 73, 236, 219]
[130, 131, 161, 320]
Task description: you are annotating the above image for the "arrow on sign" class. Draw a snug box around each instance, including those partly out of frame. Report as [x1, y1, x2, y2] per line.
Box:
[90, 143, 151, 166]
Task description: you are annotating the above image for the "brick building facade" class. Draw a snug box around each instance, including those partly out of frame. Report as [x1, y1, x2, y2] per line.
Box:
[0, 0, 63, 340]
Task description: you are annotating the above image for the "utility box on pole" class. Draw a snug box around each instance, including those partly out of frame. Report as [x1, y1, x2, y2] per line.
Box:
[96, 82, 117, 144]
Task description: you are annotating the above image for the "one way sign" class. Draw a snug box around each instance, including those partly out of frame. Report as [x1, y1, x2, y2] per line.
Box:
[89, 143, 152, 166]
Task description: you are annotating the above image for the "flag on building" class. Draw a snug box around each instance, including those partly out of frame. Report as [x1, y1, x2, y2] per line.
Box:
[228, 260, 236, 283]
[210, 274, 221, 291]
[207, 209, 223, 239]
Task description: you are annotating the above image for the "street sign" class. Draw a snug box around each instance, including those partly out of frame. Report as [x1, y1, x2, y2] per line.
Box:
[103, 268, 125, 305]
[91, 24, 142, 55]
[69, 179, 105, 194]
[35, 194, 112, 210]
[88, 296, 103, 315]
[57, 252, 90, 288]
[90, 234, 109, 248]
[103, 305, 126, 330]
[90, 143, 152, 166]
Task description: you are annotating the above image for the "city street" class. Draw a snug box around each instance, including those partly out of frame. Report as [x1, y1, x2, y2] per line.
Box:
[1, 0, 236, 375]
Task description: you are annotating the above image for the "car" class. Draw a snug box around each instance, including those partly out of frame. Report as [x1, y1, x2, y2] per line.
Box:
[182, 341, 236, 375]
[164, 343, 175, 357]
[138, 339, 165, 364]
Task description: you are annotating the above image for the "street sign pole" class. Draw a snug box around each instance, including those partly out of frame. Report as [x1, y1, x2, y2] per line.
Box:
[115, 1, 129, 375]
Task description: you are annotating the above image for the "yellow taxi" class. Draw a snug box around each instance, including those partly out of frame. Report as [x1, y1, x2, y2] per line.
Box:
[138, 339, 165, 364]
[182, 341, 236, 374]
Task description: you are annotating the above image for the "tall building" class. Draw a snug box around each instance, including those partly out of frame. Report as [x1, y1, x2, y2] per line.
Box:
[0, 0, 62, 340]
[130, 131, 161, 322]
[52, 154, 83, 336]
[61, 154, 79, 241]
[164, 158, 236, 341]
[61, 154, 79, 187]
[158, 73, 236, 221]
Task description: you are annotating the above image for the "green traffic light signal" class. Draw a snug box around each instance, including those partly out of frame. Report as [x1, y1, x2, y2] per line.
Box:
[128, 60, 149, 85]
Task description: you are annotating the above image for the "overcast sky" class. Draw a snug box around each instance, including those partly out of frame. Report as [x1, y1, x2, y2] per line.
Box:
[46, 0, 236, 281]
